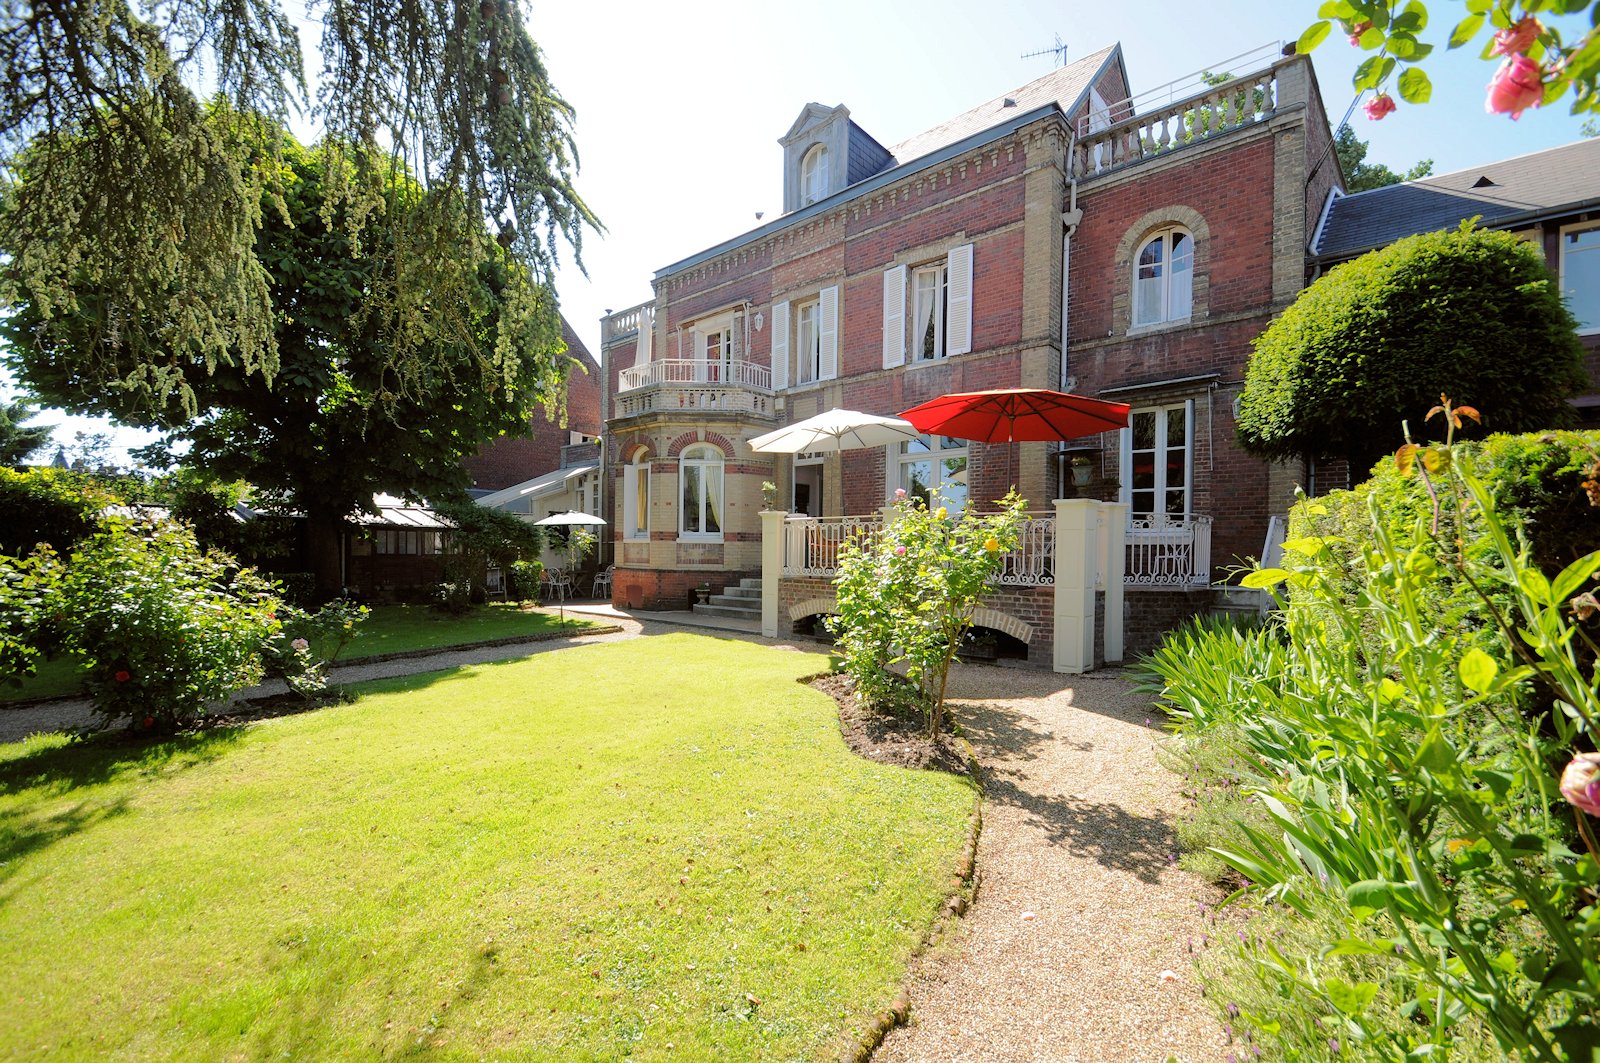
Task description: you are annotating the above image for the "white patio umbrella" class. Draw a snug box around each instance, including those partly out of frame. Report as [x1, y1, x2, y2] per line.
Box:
[533, 511, 608, 627]
[748, 408, 922, 454]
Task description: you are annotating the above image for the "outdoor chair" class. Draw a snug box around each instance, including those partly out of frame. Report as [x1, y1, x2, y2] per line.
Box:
[589, 564, 614, 600]
[541, 568, 573, 602]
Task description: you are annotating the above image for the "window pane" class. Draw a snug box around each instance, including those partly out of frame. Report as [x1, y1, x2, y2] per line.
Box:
[682, 465, 701, 533]
[1166, 409, 1186, 448]
[1565, 227, 1600, 331]
[941, 456, 968, 515]
[1169, 233, 1193, 320]
[704, 466, 723, 534]
[901, 437, 930, 455]
[1132, 489, 1155, 515]
[901, 459, 933, 506]
[1132, 411, 1156, 450]
[914, 268, 943, 360]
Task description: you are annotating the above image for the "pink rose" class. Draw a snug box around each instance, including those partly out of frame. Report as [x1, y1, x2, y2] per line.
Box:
[894, 488, 907, 500]
[894, 545, 907, 556]
[1490, 16, 1540, 57]
[1364, 93, 1397, 121]
[1347, 20, 1371, 46]
[291, 637, 310, 652]
[1561, 752, 1600, 817]
[1486, 55, 1544, 118]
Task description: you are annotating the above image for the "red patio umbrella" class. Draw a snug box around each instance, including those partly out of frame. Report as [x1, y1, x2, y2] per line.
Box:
[898, 388, 1131, 491]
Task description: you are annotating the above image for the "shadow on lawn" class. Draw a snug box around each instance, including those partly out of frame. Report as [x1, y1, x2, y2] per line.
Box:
[0, 727, 248, 898]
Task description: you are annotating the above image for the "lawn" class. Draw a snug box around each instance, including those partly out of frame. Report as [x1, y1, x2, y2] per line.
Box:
[0, 603, 596, 704]
[0, 633, 976, 1060]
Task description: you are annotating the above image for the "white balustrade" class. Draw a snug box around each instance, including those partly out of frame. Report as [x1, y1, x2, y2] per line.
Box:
[617, 358, 772, 393]
[1071, 66, 1279, 178]
[782, 515, 883, 577]
[600, 302, 648, 345]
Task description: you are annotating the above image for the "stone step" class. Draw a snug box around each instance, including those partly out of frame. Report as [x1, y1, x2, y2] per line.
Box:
[694, 601, 761, 620]
[720, 585, 760, 600]
[738, 578, 762, 591]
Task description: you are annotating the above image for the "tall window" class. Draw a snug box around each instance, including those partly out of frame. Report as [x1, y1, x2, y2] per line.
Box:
[1561, 223, 1600, 334]
[679, 443, 724, 539]
[795, 300, 821, 384]
[622, 452, 650, 540]
[912, 263, 947, 361]
[699, 327, 731, 382]
[1122, 402, 1192, 521]
[1133, 228, 1194, 328]
[801, 144, 829, 205]
[896, 435, 968, 516]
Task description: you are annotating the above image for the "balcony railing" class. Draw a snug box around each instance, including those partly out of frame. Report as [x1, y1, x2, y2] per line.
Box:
[617, 358, 771, 393]
[1070, 62, 1282, 179]
[600, 302, 649, 346]
[1125, 515, 1213, 588]
[613, 359, 775, 421]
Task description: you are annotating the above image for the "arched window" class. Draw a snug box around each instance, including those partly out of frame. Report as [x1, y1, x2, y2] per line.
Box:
[801, 144, 830, 205]
[1133, 227, 1194, 327]
[622, 449, 650, 541]
[679, 443, 724, 539]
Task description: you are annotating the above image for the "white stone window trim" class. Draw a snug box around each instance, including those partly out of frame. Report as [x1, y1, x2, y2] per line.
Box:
[622, 449, 651, 542]
[1559, 220, 1600, 336]
[677, 443, 726, 543]
[801, 144, 830, 206]
[1132, 226, 1195, 330]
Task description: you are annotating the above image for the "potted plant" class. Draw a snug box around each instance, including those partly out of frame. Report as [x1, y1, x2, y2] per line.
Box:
[695, 582, 712, 604]
[760, 480, 778, 509]
[1069, 454, 1094, 487]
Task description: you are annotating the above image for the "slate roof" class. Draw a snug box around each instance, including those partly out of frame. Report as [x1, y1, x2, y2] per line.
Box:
[1315, 137, 1600, 262]
[888, 44, 1120, 164]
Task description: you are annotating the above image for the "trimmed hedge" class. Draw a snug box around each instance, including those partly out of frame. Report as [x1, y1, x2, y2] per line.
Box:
[1238, 223, 1588, 470]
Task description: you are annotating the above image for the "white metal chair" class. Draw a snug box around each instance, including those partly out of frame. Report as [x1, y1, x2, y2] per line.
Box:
[589, 564, 614, 599]
[541, 568, 573, 602]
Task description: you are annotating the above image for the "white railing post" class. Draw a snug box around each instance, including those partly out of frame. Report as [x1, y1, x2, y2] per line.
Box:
[1099, 502, 1128, 664]
[1053, 499, 1099, 674]
[761, 509, 787, 638]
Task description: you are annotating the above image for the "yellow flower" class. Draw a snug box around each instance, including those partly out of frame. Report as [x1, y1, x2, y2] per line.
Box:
[935, 507, 947, 520]
[984, 537, 1000, 553]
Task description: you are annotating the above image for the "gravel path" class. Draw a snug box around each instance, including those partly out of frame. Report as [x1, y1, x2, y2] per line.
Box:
[875, 667, 1227, 1063]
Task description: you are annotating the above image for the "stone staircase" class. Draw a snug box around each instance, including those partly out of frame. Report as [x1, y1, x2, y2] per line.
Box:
[693, 577, 762, 622]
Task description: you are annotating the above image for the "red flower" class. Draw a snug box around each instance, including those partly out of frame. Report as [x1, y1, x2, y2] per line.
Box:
[1364, 93, 1397, 121]
[114, 669, 132, 683]
[141, 716, 156, 730]
[1486, 55, 1545, 118]
[1490, 16, 1540, 57]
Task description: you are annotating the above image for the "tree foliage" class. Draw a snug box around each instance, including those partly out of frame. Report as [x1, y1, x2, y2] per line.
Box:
[1334, 123, 1434, 192]
[1237, 223, 1588, 471]
[5, 135, 575, 597]
[0, 397, 51, 466]
[0, 0, 595, 418]
[1298, 0, 1600, 118]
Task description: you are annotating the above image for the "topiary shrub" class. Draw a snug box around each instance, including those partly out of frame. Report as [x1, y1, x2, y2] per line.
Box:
[1238, 222, 1588, 472]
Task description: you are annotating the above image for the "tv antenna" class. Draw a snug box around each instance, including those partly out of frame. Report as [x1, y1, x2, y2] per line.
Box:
[1022, 33, 1068, 68]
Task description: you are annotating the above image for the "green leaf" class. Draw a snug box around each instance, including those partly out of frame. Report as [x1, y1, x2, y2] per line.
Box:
[1449, 12, 1486, 47]
[1241, 568, 1291, 588]
[1358, 25, 1387, 49]
[1318, 0, 1357, 16]
[1299, 20, 1334, 53]
[1415, 728, 1458, 773]
[1324, 976, 1380, 1016]
[1354, 54, 1397, 90]
[1465, 0, 1491, 11]
[1458, 647, 1498, 693]
[1324, 938, 1394, 957]
[1551, 550, 1600, 601]
[1389, 39, 1433, 62]
[1279, 536, 1329, 555]
[1518, 567, 1553, 604]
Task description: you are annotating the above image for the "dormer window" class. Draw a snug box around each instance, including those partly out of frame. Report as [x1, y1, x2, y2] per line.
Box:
[801, 144, 830, 205]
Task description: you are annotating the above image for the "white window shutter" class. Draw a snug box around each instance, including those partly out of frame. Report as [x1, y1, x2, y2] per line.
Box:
[633, 305, 653, 367]
[818, 285, 839, 381]
[882, 264, 906, 369]
[946, 242, 973, 356]
[770, 301, 790, 390]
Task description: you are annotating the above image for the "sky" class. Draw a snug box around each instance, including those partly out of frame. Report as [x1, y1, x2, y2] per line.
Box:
[8, 0, 1593, 465]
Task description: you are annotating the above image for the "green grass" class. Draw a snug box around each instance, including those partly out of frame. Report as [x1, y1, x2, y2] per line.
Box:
[0, 633, 975, 1060]
[0, 604, 597, 704]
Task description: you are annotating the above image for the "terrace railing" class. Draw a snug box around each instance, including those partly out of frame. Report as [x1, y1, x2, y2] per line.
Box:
[781, 511, 1057, 585]
[613, 359, 775, 420]
[1125, 515, 1213, 588]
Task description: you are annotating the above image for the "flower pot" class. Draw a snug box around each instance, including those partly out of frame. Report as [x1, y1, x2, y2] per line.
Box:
[1070, 463, 1093, 487]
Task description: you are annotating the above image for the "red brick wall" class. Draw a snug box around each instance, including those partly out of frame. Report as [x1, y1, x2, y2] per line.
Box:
[463, 319, 603, 491]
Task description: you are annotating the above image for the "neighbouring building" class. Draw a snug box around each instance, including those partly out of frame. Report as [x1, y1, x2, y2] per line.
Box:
[596, 41, 1342, 659]
[1312, 136, 1600, 437]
